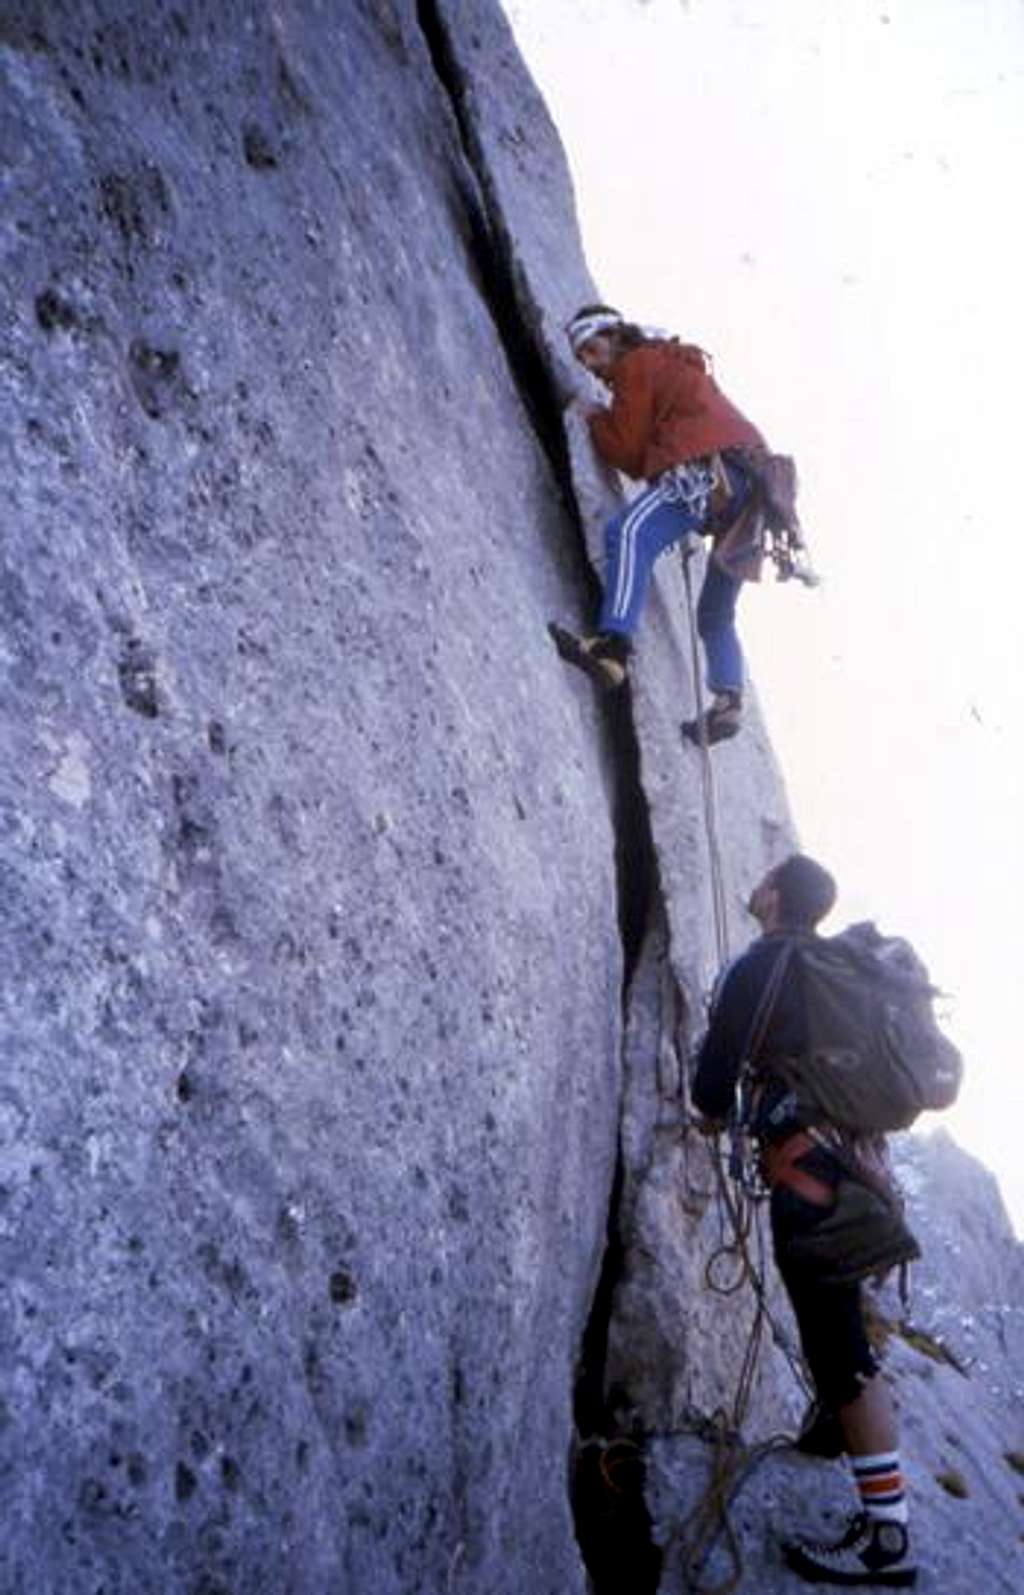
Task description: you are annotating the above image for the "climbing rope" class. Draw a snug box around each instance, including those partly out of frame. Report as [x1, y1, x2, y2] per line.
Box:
[675, 542, 817, 1590]
[676, 1133, 814, 1593]
[680, 542, 730, 970]
[704, 1133, 812, 1410]
[677, 1418, 793, 1595]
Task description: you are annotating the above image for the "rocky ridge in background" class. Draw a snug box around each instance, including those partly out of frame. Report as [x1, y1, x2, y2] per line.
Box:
[2, 3, 1021, 1593]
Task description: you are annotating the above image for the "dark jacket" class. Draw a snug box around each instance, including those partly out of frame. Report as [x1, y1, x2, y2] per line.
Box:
[691, 931, 811, 1141]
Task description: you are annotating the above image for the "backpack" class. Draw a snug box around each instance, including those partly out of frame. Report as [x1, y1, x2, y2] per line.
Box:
[768, 922, 964, 1135]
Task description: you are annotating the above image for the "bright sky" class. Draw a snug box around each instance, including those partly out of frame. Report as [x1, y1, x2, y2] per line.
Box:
[506, 0, 1024, 1234]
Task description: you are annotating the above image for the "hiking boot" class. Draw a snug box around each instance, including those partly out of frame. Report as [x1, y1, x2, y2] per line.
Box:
[793, 1403, 845, 1460]
[681, 692, 742, 746]
[548, 624, 630, 691]
[782, 1511, 917, 1587]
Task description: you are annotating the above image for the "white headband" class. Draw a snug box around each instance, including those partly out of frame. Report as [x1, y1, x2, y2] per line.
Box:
[566, 310, 624, 353]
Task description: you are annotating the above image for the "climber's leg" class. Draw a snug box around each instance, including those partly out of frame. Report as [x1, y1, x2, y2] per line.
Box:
[598, 478, 704, 639]
[681, 559, 745, 745]
[779, 1267, 916, 1586]
[696, 558, 744, 696]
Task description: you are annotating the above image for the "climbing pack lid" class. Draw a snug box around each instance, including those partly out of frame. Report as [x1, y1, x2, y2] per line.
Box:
[765, 922, 964, 1135]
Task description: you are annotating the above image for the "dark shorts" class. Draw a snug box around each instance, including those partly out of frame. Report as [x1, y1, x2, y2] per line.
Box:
[771, 1182, 880, 1410]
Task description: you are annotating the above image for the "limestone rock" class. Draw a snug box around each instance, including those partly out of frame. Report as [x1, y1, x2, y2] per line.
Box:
[1, 5, 623, 1591]
[5, 5, 1019, 1594]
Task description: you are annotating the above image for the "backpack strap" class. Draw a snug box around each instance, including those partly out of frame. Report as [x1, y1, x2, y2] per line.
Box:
[741, 939, 795, 1065]
[734, 940, 795, 1128]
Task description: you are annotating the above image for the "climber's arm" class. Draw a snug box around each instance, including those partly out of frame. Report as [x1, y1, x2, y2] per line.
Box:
[588, 350, 655, 478]
[691, 956, 760, 1123]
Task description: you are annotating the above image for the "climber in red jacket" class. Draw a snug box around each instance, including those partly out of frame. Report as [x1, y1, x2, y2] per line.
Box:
[555, 304, 767, 745]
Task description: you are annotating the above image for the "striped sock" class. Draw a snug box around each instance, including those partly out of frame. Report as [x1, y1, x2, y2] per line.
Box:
[851, 1450, 908, 1525]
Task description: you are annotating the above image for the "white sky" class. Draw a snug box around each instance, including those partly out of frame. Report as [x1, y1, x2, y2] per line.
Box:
[505, 0, 1024, 1234]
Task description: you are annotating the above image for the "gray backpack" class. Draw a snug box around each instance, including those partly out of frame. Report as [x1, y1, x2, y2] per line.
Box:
[769, 922, 963, 1134]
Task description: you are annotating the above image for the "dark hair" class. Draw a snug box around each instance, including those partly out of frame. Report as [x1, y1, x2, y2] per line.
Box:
[768, 853, 836, 929]
[571, 302, 648, 353]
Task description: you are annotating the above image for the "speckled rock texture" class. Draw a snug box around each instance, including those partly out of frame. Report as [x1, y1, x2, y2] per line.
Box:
[1, 4, 623, 1592]
[4, 4, 1021, 1595]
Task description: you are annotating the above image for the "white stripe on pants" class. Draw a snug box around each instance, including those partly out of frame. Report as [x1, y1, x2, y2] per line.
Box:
[609, 479, 676, 622]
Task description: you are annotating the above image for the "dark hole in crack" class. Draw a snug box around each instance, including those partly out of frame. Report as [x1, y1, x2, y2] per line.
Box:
[604, 691, 655, 987]
[572, 1008, 661, 1592]
[573, 1152, 625, 1445]
[571, 1435, 662, 1595]
[569, 696, 658, 1586]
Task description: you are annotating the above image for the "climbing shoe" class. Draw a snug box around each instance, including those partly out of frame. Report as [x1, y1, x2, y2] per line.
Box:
[548, 624, 630, 691]
[782, 1512, 917, 1587]
[681, 692, 742, 747]
[793, 1402, 845, 1460]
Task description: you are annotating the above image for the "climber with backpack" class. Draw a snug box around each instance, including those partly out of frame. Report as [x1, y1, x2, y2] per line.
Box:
[692, 853, 962, 1587]
[551, 304, 805, 745]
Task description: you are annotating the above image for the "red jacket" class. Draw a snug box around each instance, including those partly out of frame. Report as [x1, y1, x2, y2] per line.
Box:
[588, 340, 764, 480]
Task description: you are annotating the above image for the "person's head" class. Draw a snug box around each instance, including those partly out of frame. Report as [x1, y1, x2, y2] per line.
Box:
[749, 853, 837, 933]
[566, 303, 647, 381]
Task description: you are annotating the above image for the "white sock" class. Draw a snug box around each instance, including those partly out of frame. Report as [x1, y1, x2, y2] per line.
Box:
[852, 1450, 909, 1526]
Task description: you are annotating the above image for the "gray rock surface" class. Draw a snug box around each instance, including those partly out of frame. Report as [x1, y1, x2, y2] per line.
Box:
[3, 4, 1021, 1594]
[1, 5, 623, 1591]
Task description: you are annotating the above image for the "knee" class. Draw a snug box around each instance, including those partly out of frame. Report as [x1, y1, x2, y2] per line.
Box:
[818, 1356, 880, 1413]
[605, 507, 629, 553]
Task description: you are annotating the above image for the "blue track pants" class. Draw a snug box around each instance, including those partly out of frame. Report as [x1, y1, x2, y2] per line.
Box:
[597, 462, 749, 695]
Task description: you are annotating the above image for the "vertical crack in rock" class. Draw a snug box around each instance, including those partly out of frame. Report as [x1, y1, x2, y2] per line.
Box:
[605, 694, 655, 988]
[415, 0, 576, 507]
[414, 7, 665, 1582]
[412, 0, 656, 986]
[570, 889, 666, 1594]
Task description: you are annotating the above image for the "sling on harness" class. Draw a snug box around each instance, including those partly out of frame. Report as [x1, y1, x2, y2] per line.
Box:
[760, 1131, 833, 1206]
[706, 445, 818, 587]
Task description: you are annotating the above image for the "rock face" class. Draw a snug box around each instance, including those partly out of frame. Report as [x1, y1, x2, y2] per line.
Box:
[1, 5, 626, 1591]
[3, 5, 1020, 1595]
